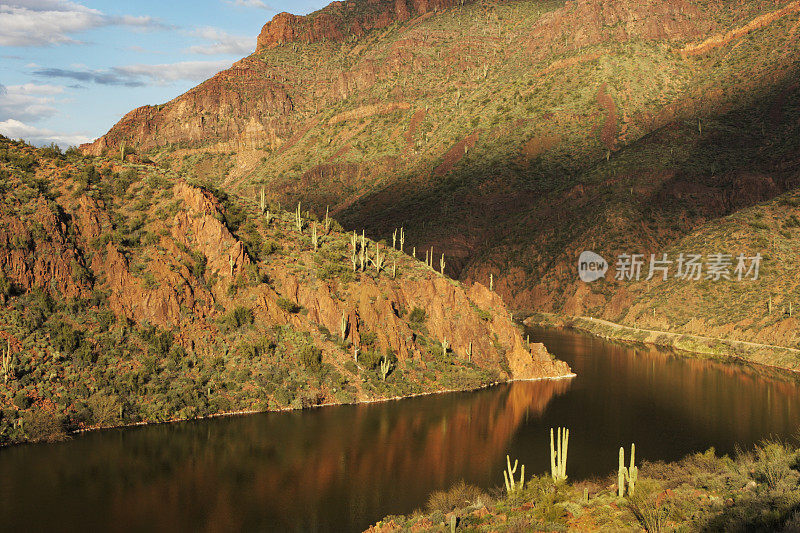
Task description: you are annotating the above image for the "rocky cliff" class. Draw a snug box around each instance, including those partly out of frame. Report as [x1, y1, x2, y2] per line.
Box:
[256, 0, 471, 50]
[0, 137, 570, 445]
[81, 0, 800, 347]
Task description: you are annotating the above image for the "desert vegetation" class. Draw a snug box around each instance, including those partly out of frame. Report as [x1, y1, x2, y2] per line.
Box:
[0, 135, 565, 445]
[373, 438, 800, 532]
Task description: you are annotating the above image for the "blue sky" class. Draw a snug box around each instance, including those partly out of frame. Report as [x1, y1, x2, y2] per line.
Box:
[0, 0, 330, 147]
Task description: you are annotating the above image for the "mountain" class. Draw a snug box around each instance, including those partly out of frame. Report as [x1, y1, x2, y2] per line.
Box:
[566, 186, 800, 360]
[81, 0, 800, 346]
[0, 137, 569, 445]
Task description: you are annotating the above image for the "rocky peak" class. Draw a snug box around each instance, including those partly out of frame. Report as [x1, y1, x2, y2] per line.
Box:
[256, 0, 473, 50]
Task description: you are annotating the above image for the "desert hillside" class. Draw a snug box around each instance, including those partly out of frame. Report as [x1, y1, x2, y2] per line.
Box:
[81, 0, 800, 338]
[0, 136, 569, 445]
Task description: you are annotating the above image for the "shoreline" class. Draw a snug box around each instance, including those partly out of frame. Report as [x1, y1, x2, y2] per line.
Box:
[61, 371, 576, 442]
[524, 312, 800, 375]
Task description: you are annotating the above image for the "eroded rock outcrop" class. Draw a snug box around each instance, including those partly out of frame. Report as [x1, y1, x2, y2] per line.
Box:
[256, 0, 473, 50]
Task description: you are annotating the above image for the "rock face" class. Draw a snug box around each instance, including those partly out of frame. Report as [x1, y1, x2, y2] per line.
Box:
[0, 141, 571, 385]
[0, 197, 90, 299]
[78, 0, 800, 336]
[256, 0, 472, 50]
[81, 59, 294, 155]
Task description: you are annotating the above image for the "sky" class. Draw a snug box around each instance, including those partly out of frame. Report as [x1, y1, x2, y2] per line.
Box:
[0, 0, 330, 147]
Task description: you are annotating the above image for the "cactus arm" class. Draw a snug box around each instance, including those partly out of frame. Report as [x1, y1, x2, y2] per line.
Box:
[629, 443, 638, 496]
[618, 447, 627, 497]
[550, 428, 556, 480]
[557, 427, 562, 478]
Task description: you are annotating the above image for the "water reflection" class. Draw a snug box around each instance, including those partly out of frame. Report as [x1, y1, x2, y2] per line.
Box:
[515, 327, 800, 481]
[0, 375, 571, 532]
[0, 328, 798, 532]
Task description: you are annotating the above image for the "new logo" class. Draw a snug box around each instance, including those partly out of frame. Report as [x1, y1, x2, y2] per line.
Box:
[578, 251, 608, 282]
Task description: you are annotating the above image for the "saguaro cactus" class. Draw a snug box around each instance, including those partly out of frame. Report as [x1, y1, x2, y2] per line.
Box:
[351, 232, 358, 271]
[372, 243, 385, 273]
[628, 444, 638, 496]
[399, 227, 405, 252]
[312, 222, 319, 251]
[490, 273, 494, 291]
[379, 356, 392, 380]
[259, 186, 266, 214]
[618, 444, 638, 497]
[1, 339, 13, 384]
[324, 206, 330, 231]
[550, 427, 569, 482]
[392, 229, 398, 249]
[360, 231, 367, 272]
[440, 254, 446, 275]
[295, 202, 303, 232]
[503, 455, 525, 494]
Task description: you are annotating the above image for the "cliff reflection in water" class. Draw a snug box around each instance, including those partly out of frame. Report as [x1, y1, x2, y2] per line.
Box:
[524, 327, 800, 480]
[2, 328, 799, 533]
[0, 379, 571, 533]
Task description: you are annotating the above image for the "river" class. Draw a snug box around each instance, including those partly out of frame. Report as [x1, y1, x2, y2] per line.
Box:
[0, 327, 798, 532]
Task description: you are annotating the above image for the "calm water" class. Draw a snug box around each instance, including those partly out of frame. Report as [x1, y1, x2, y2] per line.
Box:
[1, 327, 799, 532]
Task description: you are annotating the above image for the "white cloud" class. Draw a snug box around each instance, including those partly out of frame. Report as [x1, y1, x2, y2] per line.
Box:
[0, 0, 167, 47]
[125, 44, 165, 54]
[0, 83, 66, 122]
[114, 59, 234, 85]
[226, 0, 274, 9]
[33, 66, 145, 87]
[33, 58, 232, 87]
[186, 27, 256, 56]
[10, 82, 64, 95]
[0, 118, 91, 147]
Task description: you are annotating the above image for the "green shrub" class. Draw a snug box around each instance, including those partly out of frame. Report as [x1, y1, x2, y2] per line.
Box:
[142, 327, 173, 357]
[426, 480, 489, 513]
[360, 331, 377, 346]
[277, 298, 301, 313]
[22, 409, 66, 443]
[299, 345, 322, 370]
[79, 164, 99, 188]
[238, 338, 275, 360]
[13, 391, 31, 409]
[87, 393, 122, 426]
[273, 388, 293, 407]
[359, 349, 383, 370]
[0, 272, 10, 300]
[53, 322, 83, 355]
[409, 307, 427, 323]
[221, 306, 254, 330]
